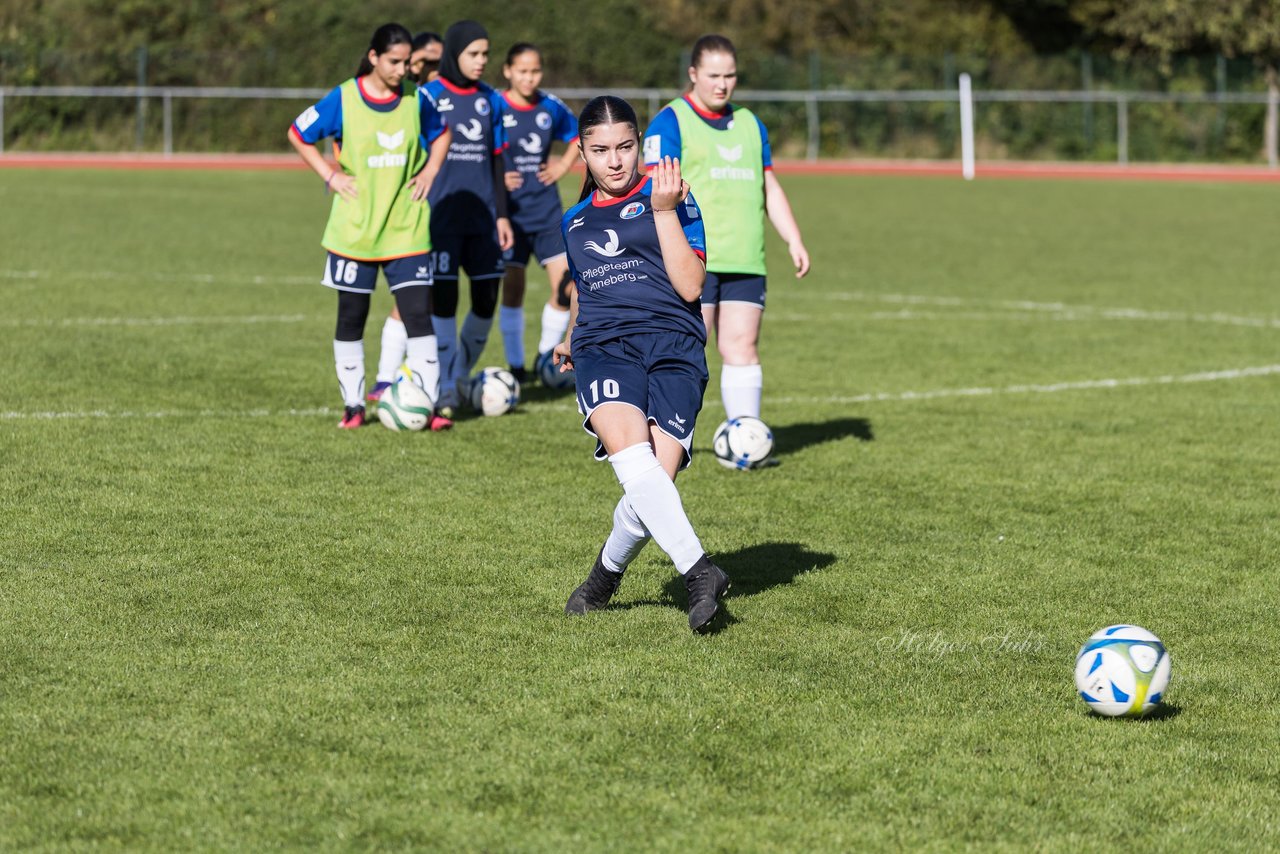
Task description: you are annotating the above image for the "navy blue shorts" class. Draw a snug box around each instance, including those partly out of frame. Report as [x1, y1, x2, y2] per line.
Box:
[504, 223, 567, 269]
[321, 252, 432, 293]
[574, 332, 709, 468]
[703, 271, 767, 309]
[431, 231, 504, 282]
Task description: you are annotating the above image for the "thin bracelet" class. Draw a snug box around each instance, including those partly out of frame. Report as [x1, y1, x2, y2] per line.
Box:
[325, 171, 336, 188]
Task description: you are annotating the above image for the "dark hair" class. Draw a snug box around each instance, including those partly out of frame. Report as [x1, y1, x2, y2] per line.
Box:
[412, 31, 443, 52]
[356, 23, 413, 77]
[690, 33, 737, 68]
[505, 42, 540, 66]
[576, 96, 640, 202]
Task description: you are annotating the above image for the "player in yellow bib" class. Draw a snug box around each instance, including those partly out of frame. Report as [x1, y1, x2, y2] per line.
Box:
[643, 35, 810, 440]
[289, 23, 452, 429]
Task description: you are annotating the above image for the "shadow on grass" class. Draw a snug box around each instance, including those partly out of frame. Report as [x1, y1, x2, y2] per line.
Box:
[1087, 703, 1183, 723]
[613, 542, 836, 633]
[772, 417, 874, 458]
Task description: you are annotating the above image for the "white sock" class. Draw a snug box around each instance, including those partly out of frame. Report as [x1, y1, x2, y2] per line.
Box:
[609, 443, 704, 574]
[459, 311, 493, 380]
[376, 317, 408, 384]
[538, 303, 571, 354]
[721, 363, 763, 420]
[404, 335, 440, 407]
[432, 315, 458, 397]
[499, 306, 525, 368]
[601, 496, 650, 573]
[333, 339, 365, 407]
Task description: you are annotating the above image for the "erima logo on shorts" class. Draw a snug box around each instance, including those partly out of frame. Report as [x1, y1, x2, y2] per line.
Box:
[666, 413, 688, 434]
[619, 202, 645, 220]
[584, 229, 624, 257]
[455, 119, 485, 141]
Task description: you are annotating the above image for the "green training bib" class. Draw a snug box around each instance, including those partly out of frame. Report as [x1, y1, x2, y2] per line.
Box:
[321, 79, 429, 261]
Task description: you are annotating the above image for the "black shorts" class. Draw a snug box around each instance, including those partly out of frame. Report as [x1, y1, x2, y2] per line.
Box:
[430, 231, 504, 282]
[320, 252, 432, 293]
[504, 223, 567, 269]
[702, 271, 767, 309]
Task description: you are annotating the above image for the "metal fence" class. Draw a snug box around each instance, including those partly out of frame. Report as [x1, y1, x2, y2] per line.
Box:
[1, 84, 1277, 165]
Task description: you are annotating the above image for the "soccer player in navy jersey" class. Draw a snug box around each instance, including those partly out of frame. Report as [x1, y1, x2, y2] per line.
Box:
[497, 43, 580, 383]
[644, 35, 810, 437]
[554, 96, 730, 633]
[288, 23, 452, 430]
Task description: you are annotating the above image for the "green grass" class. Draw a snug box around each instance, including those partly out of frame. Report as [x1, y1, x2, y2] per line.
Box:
[2, 168, 1279, 851]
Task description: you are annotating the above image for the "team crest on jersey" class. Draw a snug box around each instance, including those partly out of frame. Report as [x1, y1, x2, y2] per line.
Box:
[584, 229, 625, 257]
[436, 97, 454, 112]
[536, 112, 552, 130]
[619, 202, 645, 220]
[475, 98, 491, 116]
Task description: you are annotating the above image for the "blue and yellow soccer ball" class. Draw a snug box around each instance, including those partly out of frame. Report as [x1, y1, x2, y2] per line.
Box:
[1074, 625, 1172, 717]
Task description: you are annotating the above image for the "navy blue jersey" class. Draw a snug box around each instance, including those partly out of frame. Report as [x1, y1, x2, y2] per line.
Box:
[501, 91, 579, 232]
[419, 78, 508, 235]
[563, 177, 707, 350]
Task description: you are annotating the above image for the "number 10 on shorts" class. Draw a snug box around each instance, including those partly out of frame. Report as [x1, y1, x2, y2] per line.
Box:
[583, 378, 620, 409]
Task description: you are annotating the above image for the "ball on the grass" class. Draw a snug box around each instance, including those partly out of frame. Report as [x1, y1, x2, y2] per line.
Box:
[377, 380, 434, 432]
[469, 367, 520, 416]
[1074, 624, 1171, 718]
[536, 349, 575, 390]
[712, 416, 774, 470]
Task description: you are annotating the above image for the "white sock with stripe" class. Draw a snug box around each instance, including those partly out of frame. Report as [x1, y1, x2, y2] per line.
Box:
[538, 303, 571, 354]
[404, 335, 441, 407]
[333, 339, 365, 407]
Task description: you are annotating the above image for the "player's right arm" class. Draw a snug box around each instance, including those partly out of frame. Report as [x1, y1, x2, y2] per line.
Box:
[288, 87, 356, 200]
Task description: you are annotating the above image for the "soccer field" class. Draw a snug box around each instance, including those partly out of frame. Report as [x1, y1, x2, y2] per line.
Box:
[2, 167, 1278, 850]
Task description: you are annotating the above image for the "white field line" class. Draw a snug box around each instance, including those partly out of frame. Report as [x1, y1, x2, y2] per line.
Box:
[0, 269, 314, 286]
[0, 313, 316, 328]
[4, 364, 1278, 421]
[792, 291, 1280, 330]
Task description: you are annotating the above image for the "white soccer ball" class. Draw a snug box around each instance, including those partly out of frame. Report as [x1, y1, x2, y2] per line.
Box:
[1074, 624, 1172, 718]
[536, 349, 574, 390]
[469, 366, 520, 416]
[377, 379, 434, 432]
[712, 416, 774, 470]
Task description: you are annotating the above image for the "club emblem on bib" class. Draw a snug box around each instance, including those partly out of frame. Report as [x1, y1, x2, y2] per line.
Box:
[619, 202, 645, 220]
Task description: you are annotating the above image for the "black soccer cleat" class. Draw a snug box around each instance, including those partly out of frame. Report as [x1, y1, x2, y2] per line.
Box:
[565, 552, 624, 615]
[683, 555, 731, 633]
[508, 365, 529, 384]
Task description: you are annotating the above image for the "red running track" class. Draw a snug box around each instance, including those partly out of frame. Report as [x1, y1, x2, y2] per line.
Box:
[1, 151, 1279, 183]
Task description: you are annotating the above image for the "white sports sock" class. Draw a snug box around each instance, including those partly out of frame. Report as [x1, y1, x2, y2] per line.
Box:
[601, 496, 650, 573]
[376, 317, 408, 384]
[432, 315, 458, 397]
[459, 311, 493, 379]
[609, 443, 704, 574]
[538, 303, 571, 354]
[333, 339, 365, 407]
[404, 334, 440, 407]
[721, 363, 763, 420]
[499, 305, 525, 369]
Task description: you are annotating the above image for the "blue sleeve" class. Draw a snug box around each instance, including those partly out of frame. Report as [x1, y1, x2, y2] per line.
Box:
[292, 86, 343, 144]
[491, 91, 508, 155]
[642, 107, 681, 166]
[551, 96, 579, 143]
[418, 87, 446, 145]
[678, 191, 706, 258]
[757, 116, 772, 169]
